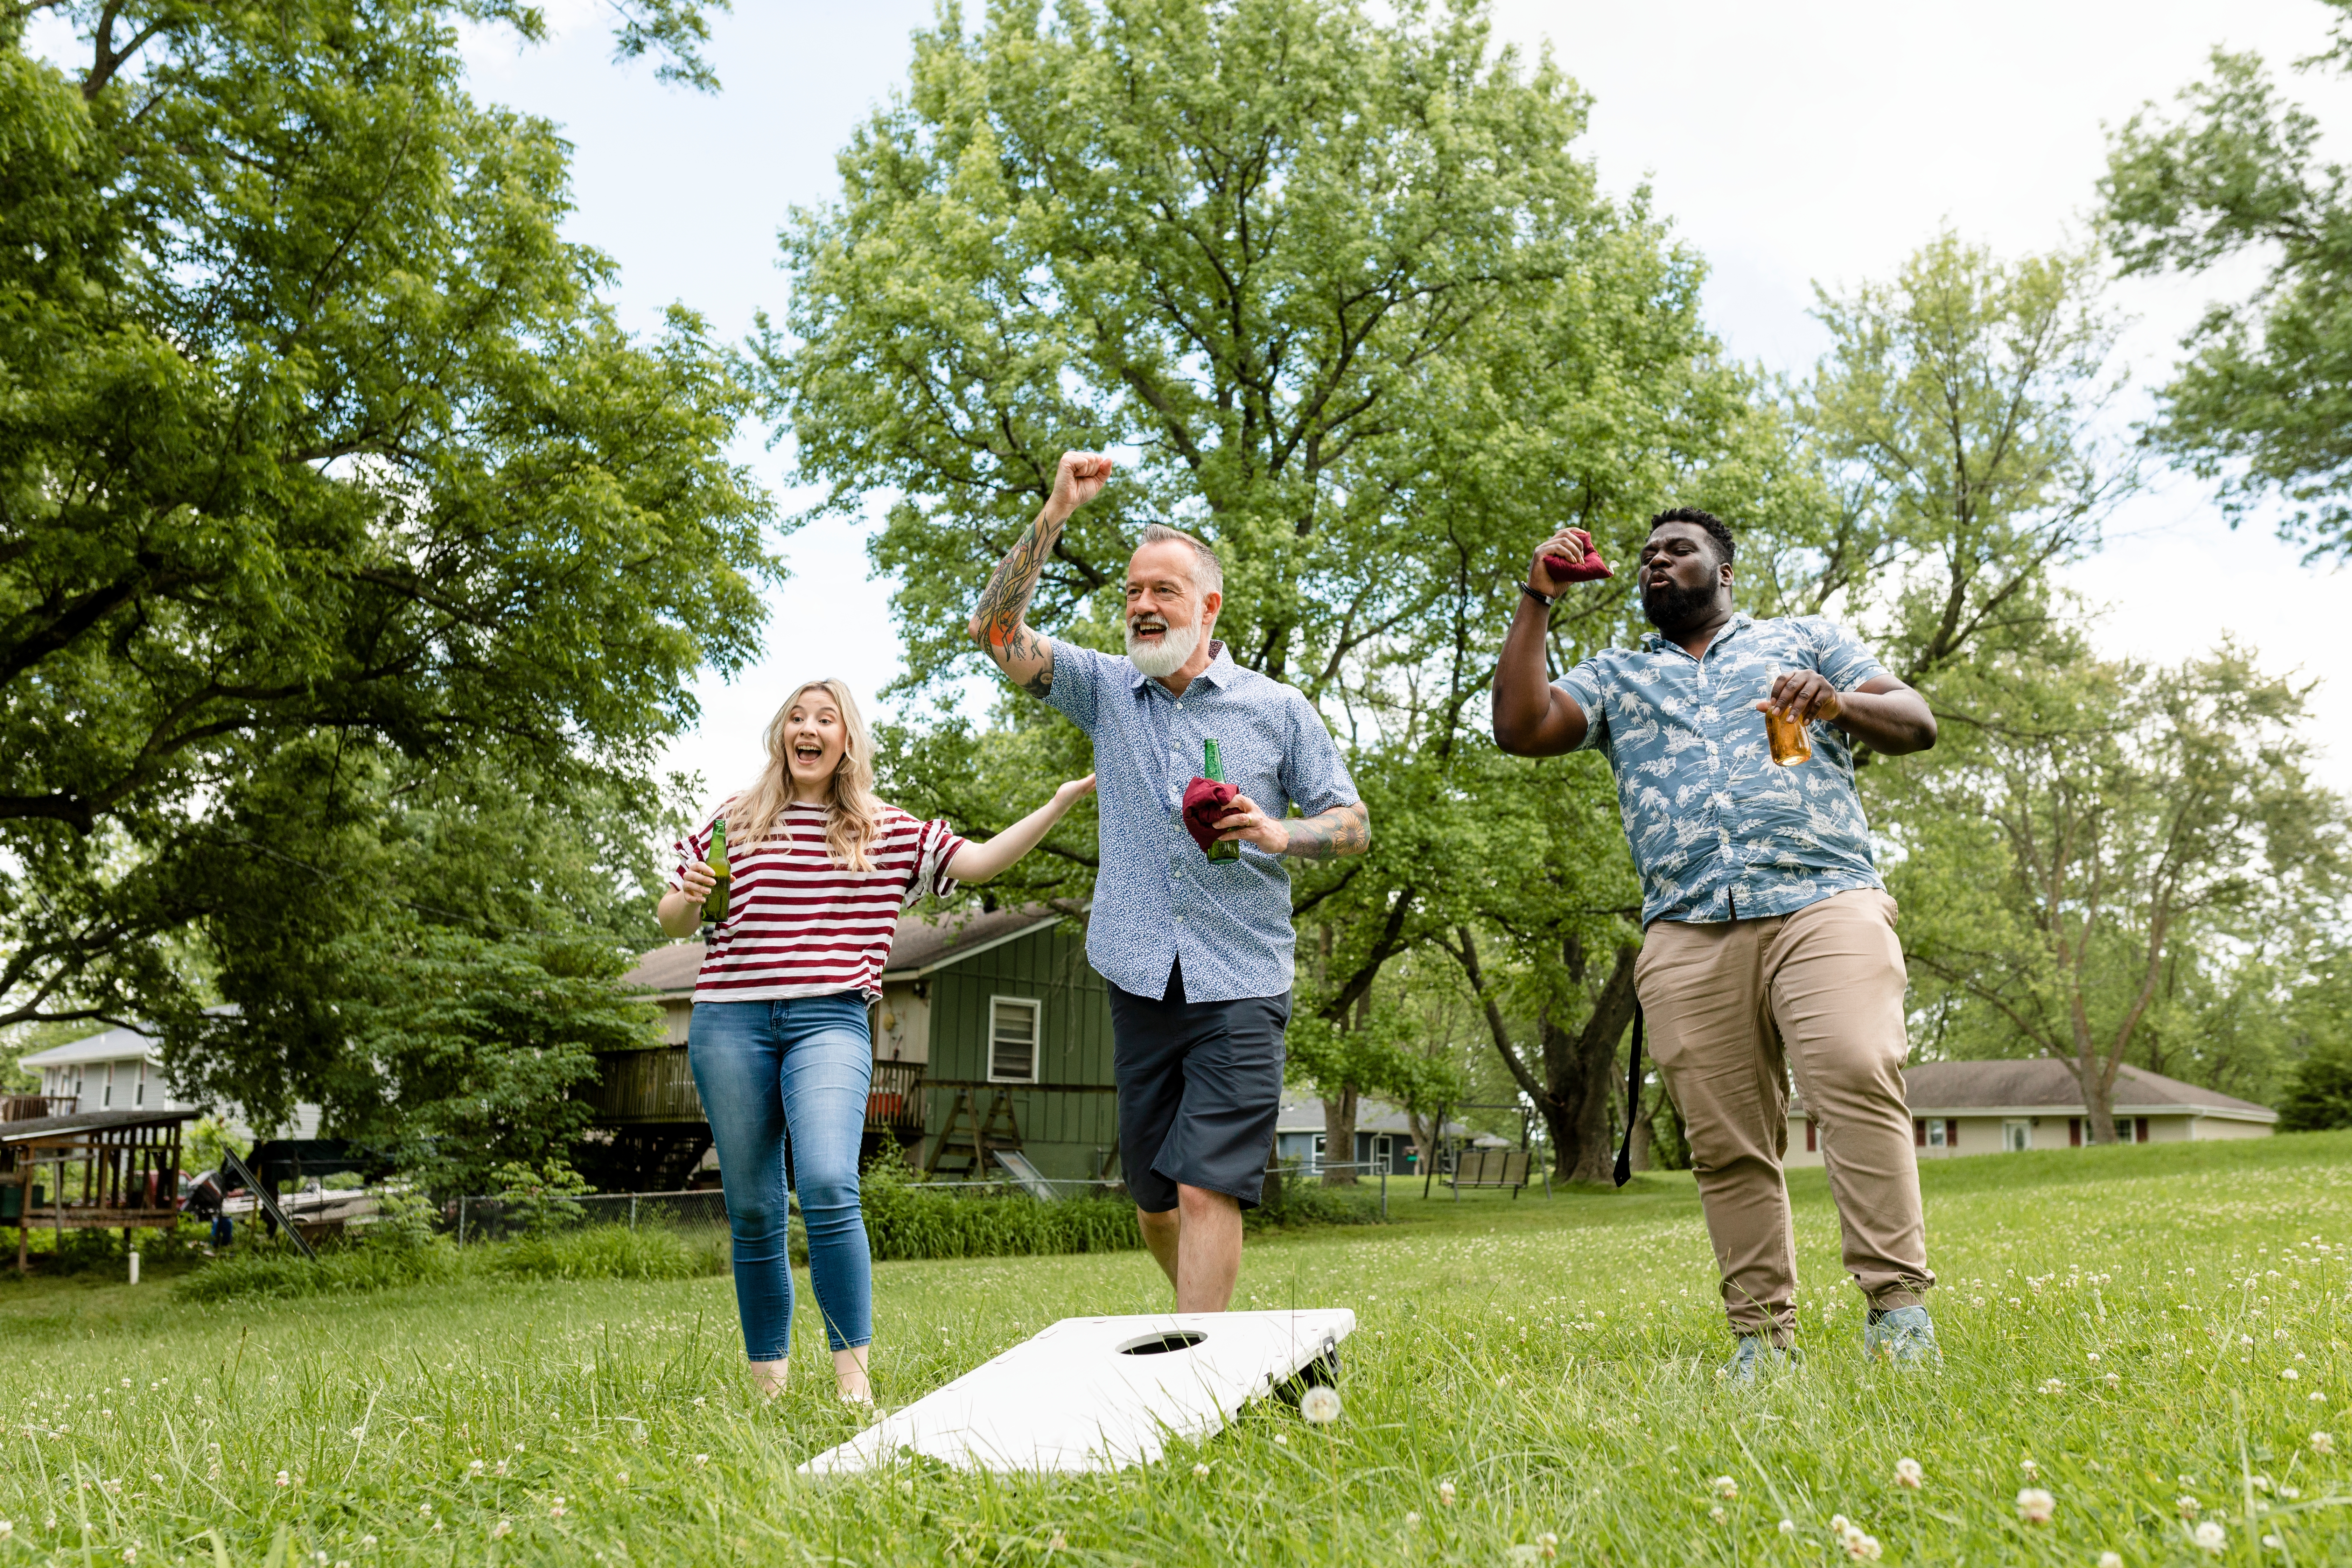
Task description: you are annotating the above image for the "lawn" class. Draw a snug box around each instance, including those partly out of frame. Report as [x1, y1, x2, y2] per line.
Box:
[2, 1133, 2346, 1565]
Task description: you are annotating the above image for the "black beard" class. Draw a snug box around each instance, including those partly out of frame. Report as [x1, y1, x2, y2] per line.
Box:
[1642, 579, 1721, 636]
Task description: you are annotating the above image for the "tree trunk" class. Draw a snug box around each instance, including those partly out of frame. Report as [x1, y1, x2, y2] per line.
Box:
[1450, 928, 1641, 1187]
[1531, 944, 1640, 1183]
[1405, 1105, 1444, 1175]
[1321, 1085, 1359, 1185]
[1628, 1087, 1654, 1172]
[2075, 1053, 2119, 1144]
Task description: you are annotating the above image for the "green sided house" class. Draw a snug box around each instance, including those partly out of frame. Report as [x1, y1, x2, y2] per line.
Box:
[592, 906, 1120, 1190]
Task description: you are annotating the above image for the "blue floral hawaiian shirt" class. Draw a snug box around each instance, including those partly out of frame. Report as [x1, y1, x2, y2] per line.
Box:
[1555, 613, 1890, 926]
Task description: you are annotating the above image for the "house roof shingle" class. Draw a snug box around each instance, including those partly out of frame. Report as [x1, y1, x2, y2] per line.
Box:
[1792, 1058, 2275, 1122]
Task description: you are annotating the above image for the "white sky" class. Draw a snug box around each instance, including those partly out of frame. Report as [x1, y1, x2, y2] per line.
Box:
[374, 3, 2352, 802]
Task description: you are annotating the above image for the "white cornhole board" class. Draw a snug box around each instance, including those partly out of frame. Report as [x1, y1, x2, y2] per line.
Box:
[800, 1309, 1354, 1475]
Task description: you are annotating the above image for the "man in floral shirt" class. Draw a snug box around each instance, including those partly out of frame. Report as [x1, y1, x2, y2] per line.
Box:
[1492, 507, 1944, 1375]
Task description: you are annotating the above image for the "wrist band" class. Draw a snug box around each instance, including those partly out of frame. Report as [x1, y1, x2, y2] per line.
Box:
[1521, 582, 1555, 608]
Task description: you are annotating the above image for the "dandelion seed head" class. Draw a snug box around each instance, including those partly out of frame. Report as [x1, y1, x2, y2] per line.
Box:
[1299, 1386, 1342, 1424]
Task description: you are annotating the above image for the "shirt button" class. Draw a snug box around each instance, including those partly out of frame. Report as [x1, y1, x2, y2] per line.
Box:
[1174, 916, 1184, 924]
[1172, 869, 1182, 879]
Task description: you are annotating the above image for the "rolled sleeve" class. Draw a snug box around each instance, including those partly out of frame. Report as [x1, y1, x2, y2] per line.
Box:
[907, 818, 971, 909]
[1805, 617, 1890, 691]
[1279, 692, 1358, 816]
[1554, 661, 1611, 753]
[1042, 637, 1114, 734]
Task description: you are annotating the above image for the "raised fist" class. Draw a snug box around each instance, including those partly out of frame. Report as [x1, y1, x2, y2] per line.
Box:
[1048, 452, 1115, 519]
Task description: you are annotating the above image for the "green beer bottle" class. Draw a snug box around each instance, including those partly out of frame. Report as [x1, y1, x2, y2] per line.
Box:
[701, 817, 732, 923]
[1202, 740, 1240, 861]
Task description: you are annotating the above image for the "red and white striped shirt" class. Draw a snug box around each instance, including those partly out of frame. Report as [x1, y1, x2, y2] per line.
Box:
[671, 801, 967, 1003]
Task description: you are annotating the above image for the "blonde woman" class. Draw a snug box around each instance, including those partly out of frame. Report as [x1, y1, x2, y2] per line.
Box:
[659, 679, 1092, 1403]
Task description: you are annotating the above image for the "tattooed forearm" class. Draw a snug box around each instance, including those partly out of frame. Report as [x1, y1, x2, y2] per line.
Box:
[968, 508, 1065, 695]
[972, 514, 1060, 650]
[1282, 802, 1371, 860]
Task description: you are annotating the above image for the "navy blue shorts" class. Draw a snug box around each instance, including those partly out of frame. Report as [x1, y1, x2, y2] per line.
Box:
[1108, 959, 1291, 1213]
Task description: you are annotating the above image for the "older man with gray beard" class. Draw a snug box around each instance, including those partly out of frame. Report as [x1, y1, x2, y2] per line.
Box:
[968, 451, 1370, 1312]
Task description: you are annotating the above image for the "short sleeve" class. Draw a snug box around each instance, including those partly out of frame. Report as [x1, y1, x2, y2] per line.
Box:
[905, 816, 971, 910]
[1805, 618, 1890, 692]
[1554, 658, 1611, 753]
[1041, 637, 1121, 734]
[668, 802, 729, 891]
[1279, 691, 1359, 817]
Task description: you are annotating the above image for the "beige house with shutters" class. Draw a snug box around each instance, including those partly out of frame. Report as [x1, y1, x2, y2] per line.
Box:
[1783, 1059, 2276, 1167]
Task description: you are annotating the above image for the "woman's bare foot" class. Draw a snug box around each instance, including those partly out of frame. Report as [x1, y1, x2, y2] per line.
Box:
[833, 1345, 872, 1404]
[748, 1358, 788, 1400]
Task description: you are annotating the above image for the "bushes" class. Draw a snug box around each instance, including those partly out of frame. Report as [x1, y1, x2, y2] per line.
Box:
[495, 1224, 728, 1282]
[860, 1150, 1141, 1262]
[177, 1242, 460, 1303]
[178, 1223, 726, 1303]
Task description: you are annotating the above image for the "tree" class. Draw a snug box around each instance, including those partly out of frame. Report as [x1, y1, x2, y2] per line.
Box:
[328, 930, 657, 1198]
[2104, 7, 2352, 561]
[1432, 747, 1642, 1184]
[2276, 951, 2352, 1130]
[0, 0, 775, 1040]
[1776, 232, 2134, 705]
[1885, 646, 2346, 1141]
[771, 0, 1766, 1174]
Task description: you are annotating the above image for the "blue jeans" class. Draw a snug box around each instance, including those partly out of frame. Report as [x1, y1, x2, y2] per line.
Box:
[687, 995, 874, 1357]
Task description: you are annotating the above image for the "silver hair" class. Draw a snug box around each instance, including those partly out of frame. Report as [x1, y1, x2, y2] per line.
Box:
[1133, 523, 1224, 598]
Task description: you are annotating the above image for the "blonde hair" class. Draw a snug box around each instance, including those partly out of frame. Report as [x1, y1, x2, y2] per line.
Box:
[724, 679, 886, 872]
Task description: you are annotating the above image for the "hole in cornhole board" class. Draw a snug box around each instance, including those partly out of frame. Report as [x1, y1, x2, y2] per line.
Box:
[800, 1309, 1355, 1475]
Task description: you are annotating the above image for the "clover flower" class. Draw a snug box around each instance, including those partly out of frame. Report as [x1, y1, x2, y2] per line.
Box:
[491, 1522, 511, 1540]
[2192, 1520, 2226, 1553]
[2016, 1488, 2055, 1524]
[1437, 1480, 1457, 1507]
[1708, 1507, 1726, 1524]
[1713, 1476, 1738, 1500]
[2177, 1496, 2200, 1520]
[2099, 1555, 2123, 1568]
[1778, 1519, 1795, 1536]
[1893, 1458, 1922, 1490]
[696, 1455, 711, 1468]
[2314, 1431, 2335, 1456]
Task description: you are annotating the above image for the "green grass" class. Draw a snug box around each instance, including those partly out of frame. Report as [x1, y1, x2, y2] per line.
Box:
[2, 1133, 2347, 1564]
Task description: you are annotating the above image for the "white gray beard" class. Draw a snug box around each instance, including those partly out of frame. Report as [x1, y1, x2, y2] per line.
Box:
[1125, 617, 1200, 679]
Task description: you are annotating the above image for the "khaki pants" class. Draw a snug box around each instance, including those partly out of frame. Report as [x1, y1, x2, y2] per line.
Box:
[1636, 888, 1933, 1343]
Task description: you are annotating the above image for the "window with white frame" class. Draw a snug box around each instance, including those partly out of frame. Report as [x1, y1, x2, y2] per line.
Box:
[103, 1061, 115, 1108]
[1926, 1119, 1947, 1148]
[2003, 1119, 2032, 1153]
[988, 996, 1042, 1083]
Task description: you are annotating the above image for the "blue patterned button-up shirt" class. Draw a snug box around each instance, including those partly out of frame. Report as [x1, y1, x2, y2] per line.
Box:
[1556, 613, 1889, 927]
[1044, 638, 1359, 1002]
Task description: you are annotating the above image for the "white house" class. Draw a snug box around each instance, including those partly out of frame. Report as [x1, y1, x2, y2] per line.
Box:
[15, 1020, 321, 1141]
[1784, 1058, 2276, 1167]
